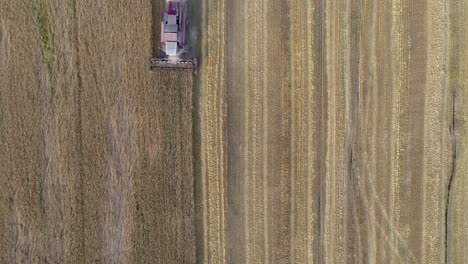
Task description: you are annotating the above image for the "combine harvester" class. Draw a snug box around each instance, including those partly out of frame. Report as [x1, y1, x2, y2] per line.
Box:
[150, 0, 198, 74]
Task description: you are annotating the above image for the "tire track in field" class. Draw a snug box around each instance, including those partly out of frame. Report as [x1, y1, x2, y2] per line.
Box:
[247, 0, 294, 262]
[226, 0, 271, 261]
[373, 0, 395, 261]
[389, 0, 411, 261]
[322, 1, 349, 262]
[225, 0, 247, 261]
[218, 0, 464, 263]
[404, 0, 427, 261]
[359, 0, 428, 262]
[346, 0, 368, 261]
[357, 2, 378, 260]
[225, 0, 292, 262]
[371, 0, 417, 261]
[264, 0, 292, 262]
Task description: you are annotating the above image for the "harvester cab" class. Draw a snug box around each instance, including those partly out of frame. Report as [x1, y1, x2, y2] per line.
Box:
[150, 0, 198, 74]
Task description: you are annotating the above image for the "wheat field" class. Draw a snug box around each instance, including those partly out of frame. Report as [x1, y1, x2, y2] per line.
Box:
[201, 0, 468, 263]
[0, 0, 195, 263]
[1, 0, 467, 263]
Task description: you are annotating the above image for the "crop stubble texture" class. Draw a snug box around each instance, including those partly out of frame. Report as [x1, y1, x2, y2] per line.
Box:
[199, 0, 227, 261]
[1, 0, 467, 263]
[208, 0, 468, 263]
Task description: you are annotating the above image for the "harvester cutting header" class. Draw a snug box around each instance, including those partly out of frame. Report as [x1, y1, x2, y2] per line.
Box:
[150, 0, 198, 73]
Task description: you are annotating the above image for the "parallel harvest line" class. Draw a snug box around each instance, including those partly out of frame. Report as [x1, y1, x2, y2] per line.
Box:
[288, 0, 297, 260]
[323, 1, 340, 263]
[447, 1, 468, 262]
[218, 0, 227, 260]
[245, 0, 266, 261]
[290, 0, 310, 261]
[201, 0, 227, 261]
[356, 1, 379, 261]
[200, 0, 209, 260]
[289, 0, 295, 260]
[423, 0, 449, 263]
[305, 0, 314, 261]
[323, 0, 334, 261]
[389, 0, 409, 261]
[251, 0, 258, 260]
[368, 1, 379, 261]
[243, 0, 250, 261]
[336, 1, 349, 262]
[262, 0, 269, 262]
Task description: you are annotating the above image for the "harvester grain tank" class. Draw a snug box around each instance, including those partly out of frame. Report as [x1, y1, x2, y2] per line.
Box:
[150, 0, 198, 73]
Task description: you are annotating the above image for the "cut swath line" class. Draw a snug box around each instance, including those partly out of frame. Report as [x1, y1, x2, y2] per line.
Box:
[216, 0, 226, 259]
[423, 0, 450, 262]
[200, 0, 228, 261]
[200, 0, 209, 260]
[368, 0, 378, 261]
[390, 0, 405, 260]
[305, 0, 314, 261]
[243, 0, 250, 261]
[262, 0, 269, 263]
[288, 0, 297, 262]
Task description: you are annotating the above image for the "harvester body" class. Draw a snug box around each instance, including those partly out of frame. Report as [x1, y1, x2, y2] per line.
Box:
[151, 0, 198, 73]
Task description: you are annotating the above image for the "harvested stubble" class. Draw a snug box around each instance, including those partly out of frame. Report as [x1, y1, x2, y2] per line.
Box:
[1, 0, 468, 263]
[203, 0, 468, 263]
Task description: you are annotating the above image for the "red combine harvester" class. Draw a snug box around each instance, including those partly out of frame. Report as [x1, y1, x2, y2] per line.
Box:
[150, 0, 198, 74]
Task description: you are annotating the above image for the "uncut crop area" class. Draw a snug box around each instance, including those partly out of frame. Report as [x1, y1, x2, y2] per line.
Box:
[0, 0, 467, 264]
[0, 0, 195, 263]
